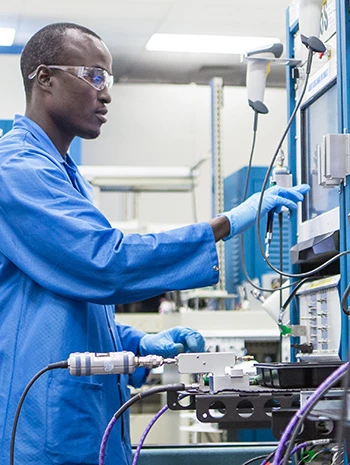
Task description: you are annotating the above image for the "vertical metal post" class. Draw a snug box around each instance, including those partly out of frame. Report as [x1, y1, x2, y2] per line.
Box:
[210, 77, 226, 305]
[337, 0, 350, 359]
[286, 5, 299, 362]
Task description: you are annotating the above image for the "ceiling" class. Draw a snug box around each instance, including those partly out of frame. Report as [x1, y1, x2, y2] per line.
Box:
[2, 0, 292, 87]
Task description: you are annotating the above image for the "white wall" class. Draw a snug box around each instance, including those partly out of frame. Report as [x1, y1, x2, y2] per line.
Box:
[0, 55, 26, 117]
[82, 83, 287, 226]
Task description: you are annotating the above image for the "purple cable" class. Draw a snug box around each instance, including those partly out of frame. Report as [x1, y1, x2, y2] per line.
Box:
[273, 362, 349, 465]
[99, 415, 117, 465]
[288, 440, 329, 460]
[98, 383, 185, 465]
[132, 405, 169, 465]
[259, 440, 328, 465]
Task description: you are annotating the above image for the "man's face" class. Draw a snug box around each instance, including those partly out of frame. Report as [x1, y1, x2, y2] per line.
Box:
[47, 29, 113, 141]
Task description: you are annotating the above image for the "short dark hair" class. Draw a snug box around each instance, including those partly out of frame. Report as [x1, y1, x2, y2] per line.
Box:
[20, 22, 101, 99]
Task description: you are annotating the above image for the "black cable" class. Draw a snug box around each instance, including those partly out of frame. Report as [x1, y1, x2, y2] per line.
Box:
[341, 281, 350, 316]
[259, 448, 277, 465]
[243, 117, 258, 201]
[9, 360, 68, 465]
[237, 106, 320, 301]
[239, 112, 262, 291]
[242, 257, 293, 294]
[239, 454, 268, 465]
[271, 249, 350, 279]
[279, 277, 309, 316]
[238, 106, 304, 297]
[239, 111, 288, 294]
[237, 446, 278, 465]
[113, 382, 185, 421]
[278, 275, 328, 323]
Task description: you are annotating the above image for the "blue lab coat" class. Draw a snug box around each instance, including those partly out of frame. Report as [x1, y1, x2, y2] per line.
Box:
[0, 115, 219, 465]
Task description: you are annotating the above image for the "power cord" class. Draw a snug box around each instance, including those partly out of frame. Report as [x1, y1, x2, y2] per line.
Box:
[9, 361, 68, 465]
[240, 114, 276, 293]
[239, 110, 290, 295]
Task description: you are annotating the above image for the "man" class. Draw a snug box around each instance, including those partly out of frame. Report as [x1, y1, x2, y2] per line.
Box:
[0, 23, 309, 465]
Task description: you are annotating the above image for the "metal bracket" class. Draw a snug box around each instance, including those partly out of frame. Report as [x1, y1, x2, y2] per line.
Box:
[290, 325, 307, 337]
[318, 133, 350, 187]
[167, 389, 300, 430]
[241, 55, 301, 67]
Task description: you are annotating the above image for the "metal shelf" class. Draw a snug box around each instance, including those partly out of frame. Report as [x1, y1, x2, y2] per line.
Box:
[78, 165, 199, 192]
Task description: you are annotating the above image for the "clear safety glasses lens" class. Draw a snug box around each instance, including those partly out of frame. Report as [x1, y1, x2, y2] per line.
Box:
[28, 65, 114, 91]
[79, 67, 114, 91]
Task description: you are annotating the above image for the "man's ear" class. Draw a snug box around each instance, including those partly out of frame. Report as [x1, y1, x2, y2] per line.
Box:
[36, 66, 53, 90]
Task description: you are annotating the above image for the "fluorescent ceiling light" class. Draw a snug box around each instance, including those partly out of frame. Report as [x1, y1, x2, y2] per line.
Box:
[146, 34, 281, 55]
[0, 28, 15, 46]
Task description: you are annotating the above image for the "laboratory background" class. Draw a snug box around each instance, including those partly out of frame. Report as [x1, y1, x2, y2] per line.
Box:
[2, 0, 350, 464]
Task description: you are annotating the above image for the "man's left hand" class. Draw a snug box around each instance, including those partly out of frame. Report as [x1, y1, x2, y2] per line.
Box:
[139, 326, 205, 358]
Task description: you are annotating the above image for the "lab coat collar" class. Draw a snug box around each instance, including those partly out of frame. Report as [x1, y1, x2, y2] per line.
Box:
[13, 114, 70, 165]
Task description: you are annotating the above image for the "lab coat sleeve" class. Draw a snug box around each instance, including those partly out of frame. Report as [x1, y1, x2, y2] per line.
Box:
[115, 322, 149, 387]
[0, 151, 220, 304]
[116, 321, 146, 353]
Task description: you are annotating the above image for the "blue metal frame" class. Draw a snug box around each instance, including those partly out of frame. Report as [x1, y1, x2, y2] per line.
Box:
[337, 0, 350, 360]
[0, 45, 23, 54]
[0, 119, 14, 136]
[286, 8, 301, 361]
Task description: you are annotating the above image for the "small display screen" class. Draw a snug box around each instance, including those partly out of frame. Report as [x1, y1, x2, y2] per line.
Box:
[300, 82, 339, 222]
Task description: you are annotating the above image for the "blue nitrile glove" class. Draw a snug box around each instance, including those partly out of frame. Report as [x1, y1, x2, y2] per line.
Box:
[139, 326, 205, 358]
[221, 184, 310, 241]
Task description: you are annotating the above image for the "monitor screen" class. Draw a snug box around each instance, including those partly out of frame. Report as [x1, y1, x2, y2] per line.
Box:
[300, 82, 339, 222]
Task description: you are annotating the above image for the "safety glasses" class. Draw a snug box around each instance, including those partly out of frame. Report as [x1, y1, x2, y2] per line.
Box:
[28, 65, 114, 91]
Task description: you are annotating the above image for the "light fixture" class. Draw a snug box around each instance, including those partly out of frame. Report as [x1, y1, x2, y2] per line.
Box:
[146, 34, 281, 55]
[0, 27, 15, 46]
